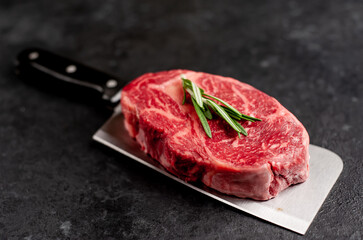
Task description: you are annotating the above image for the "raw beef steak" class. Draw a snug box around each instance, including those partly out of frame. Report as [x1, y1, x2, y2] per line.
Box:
[121, 70, 309, 200]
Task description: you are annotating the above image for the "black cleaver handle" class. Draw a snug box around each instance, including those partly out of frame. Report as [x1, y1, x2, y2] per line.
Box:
[15, 48, 123, 108]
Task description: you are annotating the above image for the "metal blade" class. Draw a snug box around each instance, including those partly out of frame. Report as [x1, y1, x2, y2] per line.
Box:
[93, 105, 343, 235]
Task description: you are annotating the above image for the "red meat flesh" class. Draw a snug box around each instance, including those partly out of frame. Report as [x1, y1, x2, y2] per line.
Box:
[121, 70, 309, 200]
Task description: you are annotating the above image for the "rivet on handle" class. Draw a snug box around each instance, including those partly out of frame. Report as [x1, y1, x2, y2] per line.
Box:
[106, 79, 118, 88]
[28, 52, 39, 60]
[66, 65, 77, 74]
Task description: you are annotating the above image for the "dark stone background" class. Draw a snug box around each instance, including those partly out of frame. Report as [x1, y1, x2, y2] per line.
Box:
[0, 0, 362, 239]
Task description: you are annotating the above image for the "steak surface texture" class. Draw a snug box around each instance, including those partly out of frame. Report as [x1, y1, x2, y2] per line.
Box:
[121, 70, 309, 200]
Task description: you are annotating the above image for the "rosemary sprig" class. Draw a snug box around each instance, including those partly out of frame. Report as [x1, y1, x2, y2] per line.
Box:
[181, 75, 261, 138]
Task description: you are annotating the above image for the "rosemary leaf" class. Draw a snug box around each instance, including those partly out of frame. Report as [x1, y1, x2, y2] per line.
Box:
[241, 114, 262, 122]
[182, 87, 186, 105]
[202, 104, 213, 120]
[206, 99, 242, 133]
[232, 118, 248, 136]
[203, 93, 242, 117]
[191, 81, 204, 109]
[206, 101, 218, 116]
[182, 79, 192, 89]
[229, 114, 243, 121]
[221, 106, 258, 122]
[181, 76, 192, 91]
[192, 98, 212, 138]
[220, 106, 243, 120]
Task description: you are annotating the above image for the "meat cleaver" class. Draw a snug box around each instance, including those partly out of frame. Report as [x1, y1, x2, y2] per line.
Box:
[16, 48, 343, 235]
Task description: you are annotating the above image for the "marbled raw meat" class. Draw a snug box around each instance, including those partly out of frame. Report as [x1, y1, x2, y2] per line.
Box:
[121, 70, 309, 200]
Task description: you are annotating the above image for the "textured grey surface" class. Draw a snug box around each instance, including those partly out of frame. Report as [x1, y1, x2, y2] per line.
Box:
[0, 0, 362, 239]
